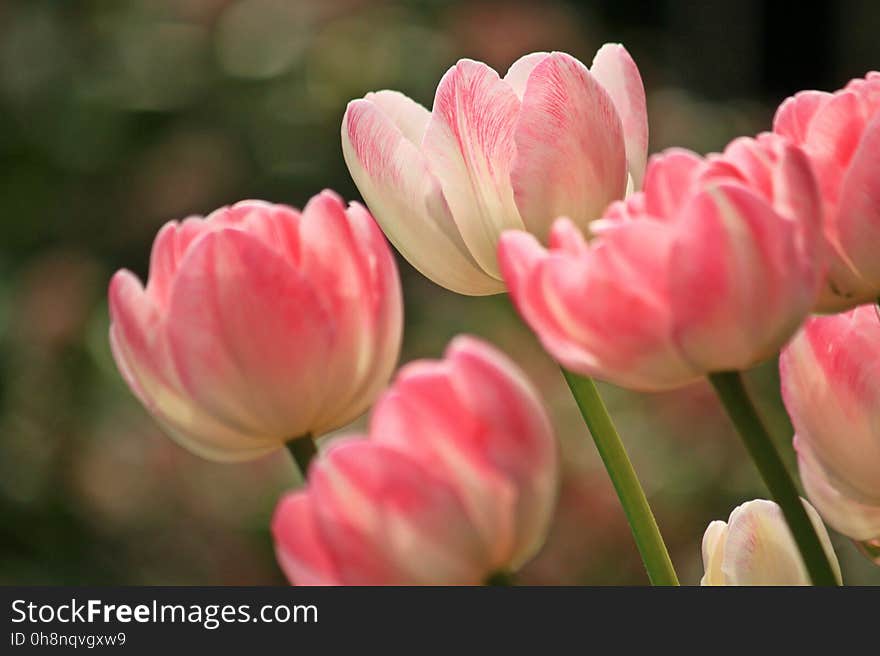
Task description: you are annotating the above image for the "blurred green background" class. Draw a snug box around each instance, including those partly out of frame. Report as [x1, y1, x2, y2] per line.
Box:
[1, 0, 878, 585]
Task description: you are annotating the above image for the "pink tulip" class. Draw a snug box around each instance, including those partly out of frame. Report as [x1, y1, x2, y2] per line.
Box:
[342, 46, 647, 295]
[109, 191, 402, 462]
[499, 133, 823, 391]
[272, 337, 558, 585]
[774, 72, 880, 310]
[780, 305, 880, 545]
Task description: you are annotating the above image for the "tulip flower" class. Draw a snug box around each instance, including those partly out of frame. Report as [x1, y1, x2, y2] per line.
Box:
[774, 72, 880, 310]
[342, 46, 647, 295]
[109, 191, 402, 462]
[780, 305, 880, 551]
[701, 499, 841, 585]
[499, 133, 823, 391]
[272, 337, 558, 585]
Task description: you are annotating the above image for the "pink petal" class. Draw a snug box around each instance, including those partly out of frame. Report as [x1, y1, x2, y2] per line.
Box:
[803, 90, 867, 204]
[511, 52, 627, 241]
[297, 192, 401, 432]
[500, 219, 697, 390]
[548, 219, 696, 389]
[590, 43, 649, 189]
[796, 439, 880, 542]
[109, 270, 273, 462]
[503, 52, 550, 99]
[499, 227, 601, 375]
[773, 90, 833, 144]
[782, 308, 880, 501]
[362, 89, 430, 144]
[145, 221, 200, 307]
[835, 114, 880, 291]
[342, 96, 500, 295]
[444, 336, 557, 566]
[369, 364, 518, 568]
[423, 59, 523, 277]
[642, 148, 705, 219]
[166, 228, 334, 440]
[308, 440, 489, 585]
[669, 183, 813, 371]
[272, 492, 341, 586]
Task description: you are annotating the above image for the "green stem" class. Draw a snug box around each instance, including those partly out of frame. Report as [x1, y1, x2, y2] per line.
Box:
[286, 435, 317, 481]
[562, 369, 679, 586]
[708, 371, 838, 586]
[485, 570, 514, 586]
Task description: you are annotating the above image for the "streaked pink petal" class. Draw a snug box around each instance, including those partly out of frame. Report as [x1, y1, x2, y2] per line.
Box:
[342, 97, 501, 294]
[511, 52, 627, 240]
[502, 51, 550, 99]
[423, 59, 523, 276]
[362, 89, 430, 144]
[590, 43, 649, 189]
[783, 308, 880, 499]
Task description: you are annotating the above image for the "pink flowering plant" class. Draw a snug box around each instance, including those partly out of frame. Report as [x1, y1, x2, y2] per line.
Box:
[109, 44, 880, 586]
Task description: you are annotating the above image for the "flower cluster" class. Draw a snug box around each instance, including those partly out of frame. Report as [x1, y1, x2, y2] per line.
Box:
[109, 44, 880, 585]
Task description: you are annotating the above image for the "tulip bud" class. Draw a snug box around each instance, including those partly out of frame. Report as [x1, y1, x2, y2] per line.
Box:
[499, 133, 823, 391]
[272, 337, 558, 585]
[774, 72, 880, 310]
[342, 46, 647, 295]
[109, 191, 402, 462]
[780, 305, 880, 551]
[701, 499, 841, 585]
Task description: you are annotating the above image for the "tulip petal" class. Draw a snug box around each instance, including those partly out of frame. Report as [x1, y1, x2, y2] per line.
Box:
[308, 440, 488, 585]
[803, 91, 866, 203]
[363, 89, 430, 144]
[797, 438, 880, 543]
[499, 227, 601, 375]
[590, 43, 649, 189]
[503, 52, 549, 99]
[836, 114, 880, 290]
[501, 219, 697, 390]
[166, 229, 333, 440]
[444, 336, 557, 566]
[722, 499, 840, 585]
[272, 492, 341, 586]
[342, 96, 501, 295]
[145, 220, 209, 306]
[669, 183, 813, 371]
[511, 52, 627, 240]
[782, 308, 880, 500]
[297, 192, 402, 433]
[423, 59, 524, 277]
[773, 90, 833, 144]
[700, 520, 728, 585]
[369, 360, 518, 568]
[642, 148, 704, 219]
[109, 271, 275, 462]
[722, 499, 812, 585]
